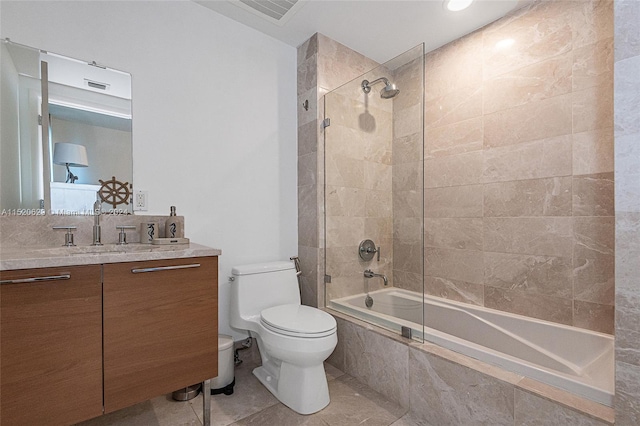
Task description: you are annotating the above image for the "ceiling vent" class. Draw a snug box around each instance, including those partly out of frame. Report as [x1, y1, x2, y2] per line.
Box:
[232, 0, 306, 26]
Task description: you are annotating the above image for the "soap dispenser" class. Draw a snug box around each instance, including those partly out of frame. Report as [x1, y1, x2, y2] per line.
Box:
[165, 206, 183, 238]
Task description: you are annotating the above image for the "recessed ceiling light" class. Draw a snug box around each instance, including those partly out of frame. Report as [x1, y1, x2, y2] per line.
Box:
[444, 0, 474, 12]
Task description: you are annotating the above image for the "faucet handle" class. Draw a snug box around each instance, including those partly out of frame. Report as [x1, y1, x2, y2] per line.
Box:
[53, 226, 77, 247]
[116, 225, 137, 245]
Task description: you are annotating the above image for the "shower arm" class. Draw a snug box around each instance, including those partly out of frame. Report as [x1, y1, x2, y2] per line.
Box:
[361, 77, 390, 93]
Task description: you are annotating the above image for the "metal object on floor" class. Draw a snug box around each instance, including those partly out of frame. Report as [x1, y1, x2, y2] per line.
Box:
[172, 384, 201, 401]
[203, 379, 211, 426]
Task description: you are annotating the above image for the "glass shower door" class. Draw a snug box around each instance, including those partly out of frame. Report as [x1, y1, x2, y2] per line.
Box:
[323, 44, 425, 341]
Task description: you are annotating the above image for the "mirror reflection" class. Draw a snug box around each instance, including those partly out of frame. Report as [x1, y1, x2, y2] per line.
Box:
[0, 39, 133, 214]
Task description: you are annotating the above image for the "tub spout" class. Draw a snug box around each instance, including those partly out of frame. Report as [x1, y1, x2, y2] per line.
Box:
[364, 269, 388, 286]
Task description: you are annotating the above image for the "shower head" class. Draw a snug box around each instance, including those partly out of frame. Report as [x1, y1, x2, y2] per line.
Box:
[361, 77, 400, 99]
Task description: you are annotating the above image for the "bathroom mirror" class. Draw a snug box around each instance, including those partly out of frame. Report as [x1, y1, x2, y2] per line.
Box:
[0, 39, 133, 214]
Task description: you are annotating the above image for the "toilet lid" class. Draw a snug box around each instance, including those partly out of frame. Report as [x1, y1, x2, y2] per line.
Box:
[260, 304, 336, 337]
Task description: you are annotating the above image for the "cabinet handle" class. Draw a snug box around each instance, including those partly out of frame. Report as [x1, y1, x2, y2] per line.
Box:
[131, 263, 201, 274]
[0, 274, 71, 285]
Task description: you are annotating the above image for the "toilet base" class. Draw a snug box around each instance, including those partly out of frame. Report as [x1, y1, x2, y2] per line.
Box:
[253, 361, 330, 415]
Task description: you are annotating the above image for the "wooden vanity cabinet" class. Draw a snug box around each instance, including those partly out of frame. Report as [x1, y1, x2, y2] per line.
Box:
[103, 256, 218, 413]
[0, 265, 103, 426]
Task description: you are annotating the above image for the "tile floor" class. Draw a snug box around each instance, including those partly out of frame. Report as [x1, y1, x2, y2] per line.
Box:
[76, 353, 424, 426]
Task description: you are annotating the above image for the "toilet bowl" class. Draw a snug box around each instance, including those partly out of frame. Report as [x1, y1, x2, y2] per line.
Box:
[229, 261, 337, 414]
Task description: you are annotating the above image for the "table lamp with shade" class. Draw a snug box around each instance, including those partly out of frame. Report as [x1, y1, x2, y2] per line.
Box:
[53, 142, 89, 183]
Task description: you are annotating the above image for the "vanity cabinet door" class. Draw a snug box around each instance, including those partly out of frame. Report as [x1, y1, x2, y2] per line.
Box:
[0, 265, 103, 426]
[103, 256, 218, 414]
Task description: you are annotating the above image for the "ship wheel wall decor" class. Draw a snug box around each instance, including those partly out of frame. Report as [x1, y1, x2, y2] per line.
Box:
[99, 176, 132, 208]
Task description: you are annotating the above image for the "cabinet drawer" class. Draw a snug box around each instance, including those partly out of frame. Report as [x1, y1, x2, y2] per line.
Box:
[0, 265, 103, 426]
[103, 256, 218, 413]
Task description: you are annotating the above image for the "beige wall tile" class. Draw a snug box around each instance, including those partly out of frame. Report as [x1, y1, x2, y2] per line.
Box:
[573, 0, 614, 50]
[484, 94, 572, 148]
[484, 287, 573, 325]
[324, 154, 364, 188]
[484, 177, 572, 217]
[425, 247, 484, 284]
[325, 186, 365, 217]
[325, 216, 364, 248]
[425, 116, 483, 159]
[425, 218, 483, 251]
[393, 132, 422, 165]
[393, 269, 423, 293]
[392, 57, 423, 112]
[394, 189, 423, 218]
[425, 85, 483, 128]
[298, 119, 318, 157]
[574, 255, 615, 305]
[297, 33, 317, 67]
[394, 217, 422, 243]
[394, 240, 423, 276]
[343, 321, 410, 409]
[573, 300, 614, 334]
[573, 37, 614, 92]
[573, 83, 614, 134]
[573, 173, 614, 216]
[298, 210, 318, 248]
[395, 103, 422, 138]
[364, 218, 392, 243]
[409, 348, 515, 425]
[424, 275, 484, 306]
[484, 217, 573, 258]
[425, 151, 483, 188]
[424, 185, 483, 218]
[573, 128, 614, 175]
[297, 54, 317, 94]
[483, 135, 572, 183]
[484, 252, 573, 299]
[298, 152, 317, 186]
[425, 31, 483, 102]
[365, 189, 392, 218]
[614, 0, 640, 61]
[298, 245, 320, 307]
[514, 388, 610, 425]
[484, 53, 572, 115]
[392, 161, 422, 192]
[483, 1, 572, 80]
[574, 217, 615, 259]
[364, 162, 392, 191]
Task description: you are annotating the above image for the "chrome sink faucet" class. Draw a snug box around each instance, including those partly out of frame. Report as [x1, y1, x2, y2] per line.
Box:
[364, 269, 388, 286]
[92, 194, 102, 246]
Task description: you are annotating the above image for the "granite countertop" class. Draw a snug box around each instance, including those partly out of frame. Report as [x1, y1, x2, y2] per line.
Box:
[0, 242, 222, 271]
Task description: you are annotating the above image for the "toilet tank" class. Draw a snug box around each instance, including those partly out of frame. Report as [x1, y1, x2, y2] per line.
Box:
[229, 261, 301, 331]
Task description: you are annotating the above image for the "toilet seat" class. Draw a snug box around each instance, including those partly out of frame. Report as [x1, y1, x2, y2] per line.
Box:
[260, 304, 336, 338]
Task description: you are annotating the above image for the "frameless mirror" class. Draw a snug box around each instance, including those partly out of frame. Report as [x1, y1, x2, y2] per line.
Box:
[0, 39, 132, 214]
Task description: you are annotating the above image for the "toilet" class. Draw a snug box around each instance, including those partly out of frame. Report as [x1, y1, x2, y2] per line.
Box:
[229, 261, 337, 415]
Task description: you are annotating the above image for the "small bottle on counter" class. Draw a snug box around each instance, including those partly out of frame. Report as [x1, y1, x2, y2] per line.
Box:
[165, 206, 183, 238]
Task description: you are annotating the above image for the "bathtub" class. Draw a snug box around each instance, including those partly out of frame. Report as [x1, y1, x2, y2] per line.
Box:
[328, 288, 614, 407]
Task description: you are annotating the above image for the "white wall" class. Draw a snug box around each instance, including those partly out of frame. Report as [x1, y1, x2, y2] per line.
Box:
[1, 0, 298, 341]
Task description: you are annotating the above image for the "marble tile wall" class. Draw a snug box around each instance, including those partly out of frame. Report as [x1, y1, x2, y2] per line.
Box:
[419, 0, 615, 334]
[327, 310, 614, 425]
[297, 34, 380, 307]
[324, 73, 394, 301]
[613, 0, 640, 423]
